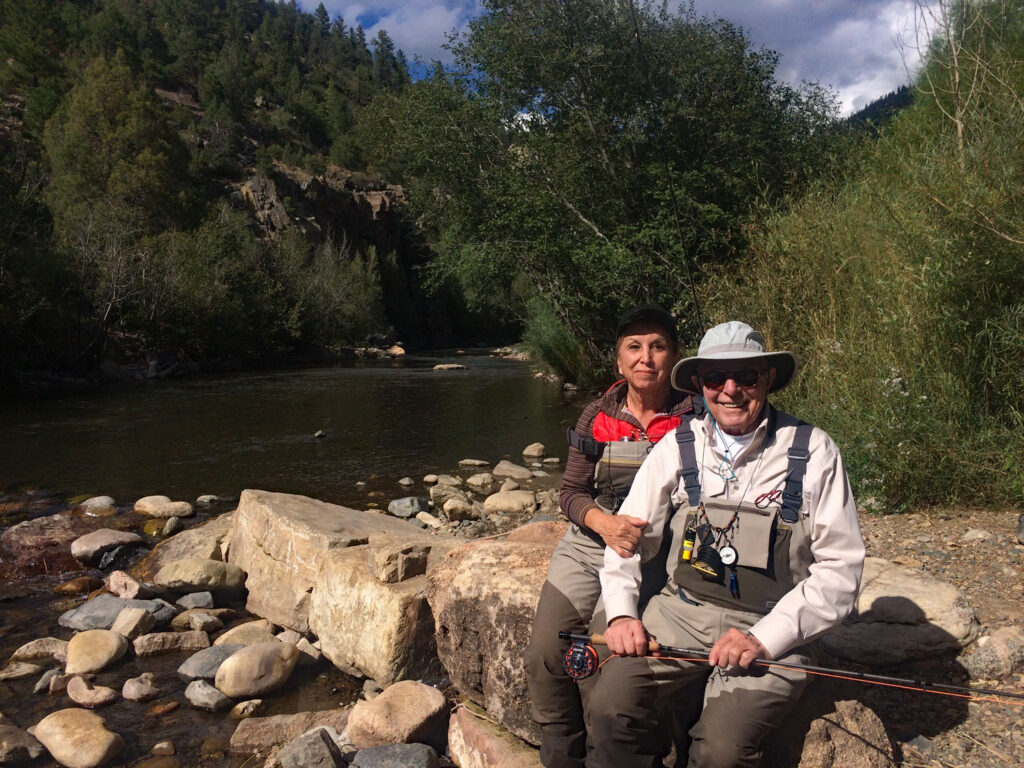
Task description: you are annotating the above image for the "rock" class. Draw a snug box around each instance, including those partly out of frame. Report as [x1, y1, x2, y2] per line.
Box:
[416, 511, 444, 529]
[521, 443, 545, 458]
[177, 644, 245, 682]
[122, 672, 160, 701]
[54, 575, 104, 595]
[314, 429, 328, 439]
[71, 529, 143, 565]
[492, 461, 534, 482]
[398, 477, 415, 487]
[277, 728, 345, 768]
[423, 475, 439, 485]
[185, 679, 233, 711]
[443, 498, 478, 522]
[348, 680, 447, 751]
[0, 724, 44, 763]
[0, 513, 91, 578]
[432, 363, 466, 371]
[351, 743, 439, 768]
[387, 497, 429, 519]
[151, 740, 174, 755]
[143, 520, 166, 537]
[542, 457, 561, 465]
[110, 606, 156, 639]
[429, 484, 468, 508]
[961, 528, 996, 543]
[154, 558, 245, 593]
[214, 619, 277, 646]
[459, 459, 490, 468]
[530, 470, 548, 478]
[105, 570, 151, 599]
[1016, 513, 1024, 545]
[426, 521, 568, 743]
[196, 495, 219, 505]
[76, 497, 117, 517]
[277, 629, 303, 644]
[131, 512, 234, 581]
[134, 496, 195, 518]
[436, 475, 463, 487]
[465, 472, 494, 488]
[230, 699, 262, 719]
[67, 676, 119, 708]
[189, 612, 223, 633]
[368, 536, 430, 584]
[47, 672, 76, 694]
[133, 631, 210, 656]
[295, 638, 322, 667]
[33, 709, 123, 768]
[963, 626, 1024, 680]
[448, 701, 543, 768]
[764, 697, 893, 768]
[499, 479, 520, 492]
[820, 557, 980, 664]
[65, 630, 129, 674]
[35, 668, 62, 694]
[176, 591, 215, 609]
[59, 593, 177, 631]
[171, 607, 235, 631]
[10, 637, 69, 665]
[228, 710, 349, 756]
[162, 517, 185, 536]
[483, 491, 537, 515]
[0, 662, 43, 680]
[225, 490, 450, 633]
[214, 641, 298, 697]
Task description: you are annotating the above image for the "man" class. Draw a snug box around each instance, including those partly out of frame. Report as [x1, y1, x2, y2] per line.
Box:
[585, 321, 865, 768]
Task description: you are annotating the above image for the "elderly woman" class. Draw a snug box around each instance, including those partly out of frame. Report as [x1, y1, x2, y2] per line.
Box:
[525, 305, 701, 768]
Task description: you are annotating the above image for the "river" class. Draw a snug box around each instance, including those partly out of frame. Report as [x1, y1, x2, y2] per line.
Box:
[1, 354, 585, 507]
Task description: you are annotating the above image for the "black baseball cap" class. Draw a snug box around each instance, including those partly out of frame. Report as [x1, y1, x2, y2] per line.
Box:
[615, 304, 678, 343]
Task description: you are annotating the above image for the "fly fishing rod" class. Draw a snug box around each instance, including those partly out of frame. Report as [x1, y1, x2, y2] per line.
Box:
[558, 632, 1024, 705]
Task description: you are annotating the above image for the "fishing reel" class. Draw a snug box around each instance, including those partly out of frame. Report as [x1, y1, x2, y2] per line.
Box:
[562, 640, 599, 680]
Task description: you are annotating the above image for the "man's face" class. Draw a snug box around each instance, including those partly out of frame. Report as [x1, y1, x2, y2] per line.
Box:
[695, 361, 775, 436]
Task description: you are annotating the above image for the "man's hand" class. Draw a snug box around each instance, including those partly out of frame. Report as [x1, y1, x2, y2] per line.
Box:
[708, 628, 770, 669]
[604, 616, 652, 656]
[585, 508, 647, 558]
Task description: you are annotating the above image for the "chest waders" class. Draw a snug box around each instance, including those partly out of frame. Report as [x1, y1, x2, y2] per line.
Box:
[672, 423, 814, 614]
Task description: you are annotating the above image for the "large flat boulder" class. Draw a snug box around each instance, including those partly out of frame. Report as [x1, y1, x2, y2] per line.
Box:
[307, 544, 444, 685]
[425, 521, 567, 745]
[226, 490, 451, 633]
[820, 557, 980, 665]
[448, 702, 542, 768]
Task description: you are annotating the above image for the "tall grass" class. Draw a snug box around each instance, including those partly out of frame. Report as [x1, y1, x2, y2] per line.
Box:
[704, 1, 1024, 508]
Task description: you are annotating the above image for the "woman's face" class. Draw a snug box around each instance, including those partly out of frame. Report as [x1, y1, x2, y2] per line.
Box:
[616, 322, 678, 399]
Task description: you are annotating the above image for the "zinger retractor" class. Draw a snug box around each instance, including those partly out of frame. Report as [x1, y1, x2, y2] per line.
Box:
[558, 632, 599, 680]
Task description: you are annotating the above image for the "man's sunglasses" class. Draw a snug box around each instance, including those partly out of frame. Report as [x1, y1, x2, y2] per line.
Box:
[701, 368, 763, 390]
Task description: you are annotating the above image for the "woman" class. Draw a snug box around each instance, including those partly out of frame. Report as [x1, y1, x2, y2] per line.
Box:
[525, 305, 701, 768]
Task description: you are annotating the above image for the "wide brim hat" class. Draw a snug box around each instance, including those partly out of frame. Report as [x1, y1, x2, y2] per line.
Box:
[671, 321, 798, 395]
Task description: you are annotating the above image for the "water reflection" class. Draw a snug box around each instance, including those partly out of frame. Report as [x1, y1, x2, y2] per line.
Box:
[1, 356, 584, 507]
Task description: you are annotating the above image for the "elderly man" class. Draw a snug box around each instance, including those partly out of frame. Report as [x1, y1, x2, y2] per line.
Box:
[584, 321, 865, 768]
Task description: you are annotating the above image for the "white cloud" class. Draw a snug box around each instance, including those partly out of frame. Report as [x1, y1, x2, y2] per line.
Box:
[305, 1, 930, 115]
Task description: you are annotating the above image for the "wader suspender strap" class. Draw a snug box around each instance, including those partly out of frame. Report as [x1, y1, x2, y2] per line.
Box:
[780, 423, 813, 523]
[567, 427, 602, 458]
[676, 428, 701, 507]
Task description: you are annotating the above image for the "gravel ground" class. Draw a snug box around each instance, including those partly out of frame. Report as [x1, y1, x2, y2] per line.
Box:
[855, 508, 1024, 768]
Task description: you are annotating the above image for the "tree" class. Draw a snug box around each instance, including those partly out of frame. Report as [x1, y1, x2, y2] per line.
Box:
[365, 0, 839, 377]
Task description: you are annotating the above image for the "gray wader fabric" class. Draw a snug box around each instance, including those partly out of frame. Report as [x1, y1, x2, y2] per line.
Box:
[526, 526, 671, 768]
[584, 591, 810, 768]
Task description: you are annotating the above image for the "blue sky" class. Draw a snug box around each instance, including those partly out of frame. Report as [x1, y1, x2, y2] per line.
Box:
[302, 1, 924, 115]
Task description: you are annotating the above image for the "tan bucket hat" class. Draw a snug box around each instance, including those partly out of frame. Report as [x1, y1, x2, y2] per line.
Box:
[670, 321, 798, 394]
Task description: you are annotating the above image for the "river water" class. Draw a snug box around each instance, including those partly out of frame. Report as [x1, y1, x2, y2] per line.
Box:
[1, 354, 584, 507]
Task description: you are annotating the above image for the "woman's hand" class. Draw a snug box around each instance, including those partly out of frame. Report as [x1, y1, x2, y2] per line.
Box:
[584, 508, 648, 558]
[604, 616, 652, 656]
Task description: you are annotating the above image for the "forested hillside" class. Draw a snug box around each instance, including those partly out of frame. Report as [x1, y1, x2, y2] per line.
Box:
[0, 0, 493, 394]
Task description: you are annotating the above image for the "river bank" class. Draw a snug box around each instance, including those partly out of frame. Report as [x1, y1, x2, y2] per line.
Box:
[2, 467, 1021, 766]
